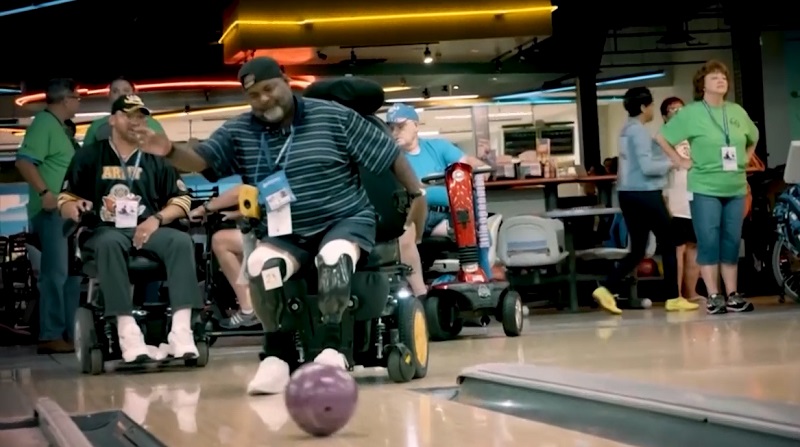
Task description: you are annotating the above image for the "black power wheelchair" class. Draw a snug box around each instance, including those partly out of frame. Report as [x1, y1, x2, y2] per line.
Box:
[66, 213, 211, 375]
[232, 78, 429, 383]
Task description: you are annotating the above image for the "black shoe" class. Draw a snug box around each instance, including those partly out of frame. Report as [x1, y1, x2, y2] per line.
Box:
[706, 294, 727, 315]
[726, 292, 754, 312]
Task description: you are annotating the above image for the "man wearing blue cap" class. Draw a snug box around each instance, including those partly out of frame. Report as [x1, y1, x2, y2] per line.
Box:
[386, 104, 487, 294]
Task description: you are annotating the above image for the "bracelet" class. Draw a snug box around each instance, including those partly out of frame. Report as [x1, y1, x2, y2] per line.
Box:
[202, 201, 214, 213]
[38, 188, 49, 197]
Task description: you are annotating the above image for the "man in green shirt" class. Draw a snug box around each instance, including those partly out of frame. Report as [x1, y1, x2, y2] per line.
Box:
[14, 78, 83, 353]
[83, 77, 165, 146]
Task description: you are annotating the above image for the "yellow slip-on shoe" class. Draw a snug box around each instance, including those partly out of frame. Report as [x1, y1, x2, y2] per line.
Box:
[592, 286, 622, 315]
[665, 297, 699, 312]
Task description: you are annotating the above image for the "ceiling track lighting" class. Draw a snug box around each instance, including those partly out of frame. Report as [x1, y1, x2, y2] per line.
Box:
[423, 45, 433, 64]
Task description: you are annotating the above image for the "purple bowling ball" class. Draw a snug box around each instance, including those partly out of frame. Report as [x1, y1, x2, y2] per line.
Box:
[285, 363, 358, 437]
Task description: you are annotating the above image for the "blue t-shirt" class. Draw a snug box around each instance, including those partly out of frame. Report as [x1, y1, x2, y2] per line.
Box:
[404, 139, 464, 207]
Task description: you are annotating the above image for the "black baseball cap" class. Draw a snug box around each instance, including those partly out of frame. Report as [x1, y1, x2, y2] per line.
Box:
[111, 94, 151, 115]
[238, 57, 284, 90]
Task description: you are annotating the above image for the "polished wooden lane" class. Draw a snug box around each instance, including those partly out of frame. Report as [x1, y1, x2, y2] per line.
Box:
[9, 298, 800, 446]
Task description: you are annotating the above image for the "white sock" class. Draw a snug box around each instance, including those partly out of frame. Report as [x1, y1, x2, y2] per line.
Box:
[241, 308, 253, 315]
[171, 308, 191, 332]
[117, 315, 138, 334]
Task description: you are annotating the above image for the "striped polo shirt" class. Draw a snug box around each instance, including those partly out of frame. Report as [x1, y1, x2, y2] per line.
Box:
[195, 96, 400, 239]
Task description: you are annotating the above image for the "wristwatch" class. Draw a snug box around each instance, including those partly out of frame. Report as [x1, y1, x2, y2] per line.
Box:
[153, 213, 164, 226]
[38, 188, 49, 197]
[409, 189, 426, 199]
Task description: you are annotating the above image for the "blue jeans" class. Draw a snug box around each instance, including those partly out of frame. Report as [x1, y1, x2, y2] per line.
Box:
[31, 210, 82, 341]
[689, 193, 745, 266]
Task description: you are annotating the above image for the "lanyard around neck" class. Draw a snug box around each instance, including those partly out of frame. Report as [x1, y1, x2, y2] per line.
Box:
[111, 141, 143, 189]
[255, 127, 293, 180]
[702, 101, 730, 146]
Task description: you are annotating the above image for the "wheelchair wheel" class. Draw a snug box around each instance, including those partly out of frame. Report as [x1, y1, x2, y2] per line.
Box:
[397, 297, 429, 379]
[75, 307, 103, 375]
[386, 348, 415, 383]
[423, 293, 463, 341]
[186, 341, 209, 368]
[772, 238, 800, 303]
[500, 290, 524, 337]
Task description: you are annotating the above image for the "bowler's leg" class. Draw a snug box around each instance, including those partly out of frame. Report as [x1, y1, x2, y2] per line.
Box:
[142, 228, 203, 358]
[243, 237, 304, 395]
[312, 217, 375, 369]
[83, 227, 150, 363]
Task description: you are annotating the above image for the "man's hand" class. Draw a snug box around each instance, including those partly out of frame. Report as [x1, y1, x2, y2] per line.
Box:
[188, 205, 207, 222]
[62, 200, 92, 222]
[134, 128, 172, 157]
[220, 210, 241, 221]
[133, 216, 160, 249]
[41, 191, 58, 211]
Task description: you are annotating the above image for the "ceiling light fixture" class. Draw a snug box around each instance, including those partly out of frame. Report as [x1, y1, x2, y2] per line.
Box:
[423, 46, 433, 64]
[385, 94, 479, 103]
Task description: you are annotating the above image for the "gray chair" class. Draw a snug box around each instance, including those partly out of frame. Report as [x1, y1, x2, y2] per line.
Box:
[498, 215, 569, 268]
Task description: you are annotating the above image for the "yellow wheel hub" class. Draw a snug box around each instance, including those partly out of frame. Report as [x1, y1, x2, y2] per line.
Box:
[413, 308, 428, 366]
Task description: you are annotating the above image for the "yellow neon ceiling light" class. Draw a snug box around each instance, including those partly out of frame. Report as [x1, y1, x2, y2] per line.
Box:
[218, 6, 557, 43]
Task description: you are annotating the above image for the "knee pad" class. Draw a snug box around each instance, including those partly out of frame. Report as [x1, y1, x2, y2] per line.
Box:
[315, 240, 359, 324]
[317, 239, 360, 269]
[246, 245, 297, 289]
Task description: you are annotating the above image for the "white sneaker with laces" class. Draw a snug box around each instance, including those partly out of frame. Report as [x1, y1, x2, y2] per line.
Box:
[167, 329, 199, 359]
[247, 357, 290, 395]
[118, 326, 151, 363]
[313, 348, 348, 370]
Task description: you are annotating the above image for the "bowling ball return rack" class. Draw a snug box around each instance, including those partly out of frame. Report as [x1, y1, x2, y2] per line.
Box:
[418, 363, 800, 447]
[0, 380, 165, 447]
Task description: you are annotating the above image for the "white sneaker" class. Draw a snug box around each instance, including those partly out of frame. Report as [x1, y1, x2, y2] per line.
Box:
[313, 348, 348, 370]
[118, 326, 151, 363]
[167, 329, 199, 359]
[247, 357, 290, 395]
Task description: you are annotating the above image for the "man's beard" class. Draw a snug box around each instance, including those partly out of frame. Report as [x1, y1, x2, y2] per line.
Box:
[262, 106, 285, 123]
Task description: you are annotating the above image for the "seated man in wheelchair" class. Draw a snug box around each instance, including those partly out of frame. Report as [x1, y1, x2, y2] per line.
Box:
[386, 103, 488, 288]
[58, 94, 203, 364]
[133, 57, 426, 394]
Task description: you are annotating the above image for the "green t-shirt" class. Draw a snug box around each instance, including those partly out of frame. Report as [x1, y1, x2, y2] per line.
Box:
[17, 111, 79, 217]
[82, 115, 165, 147]
[660, 101, 758, 197]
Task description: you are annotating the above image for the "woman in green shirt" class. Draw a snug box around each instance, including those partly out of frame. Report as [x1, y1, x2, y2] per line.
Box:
[656, 60, 758, 315]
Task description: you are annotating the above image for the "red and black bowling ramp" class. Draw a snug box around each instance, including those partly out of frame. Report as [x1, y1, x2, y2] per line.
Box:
[418, 363, 800, 447]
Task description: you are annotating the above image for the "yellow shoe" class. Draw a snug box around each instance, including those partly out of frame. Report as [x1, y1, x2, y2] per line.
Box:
[664, 297, 699, 312]
[592, 287, 622, 315]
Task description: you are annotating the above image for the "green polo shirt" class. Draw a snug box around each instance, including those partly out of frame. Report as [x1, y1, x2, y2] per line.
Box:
[82, 115, 165, 147]
[660, 101, 758, 197]
[17, 110, 78, 217]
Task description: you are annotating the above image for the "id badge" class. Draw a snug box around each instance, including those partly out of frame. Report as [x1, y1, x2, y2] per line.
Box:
[267, 204, 292, 237]
[115, 198, 139, 228]
[258, 170, 296, 212]
[721, 146, 738, 172]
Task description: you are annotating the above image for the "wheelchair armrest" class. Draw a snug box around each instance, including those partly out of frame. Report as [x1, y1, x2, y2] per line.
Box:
[63, 211, 101, 238]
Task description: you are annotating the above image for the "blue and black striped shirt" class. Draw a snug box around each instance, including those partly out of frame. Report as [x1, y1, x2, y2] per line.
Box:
[195, 97, 400, 237]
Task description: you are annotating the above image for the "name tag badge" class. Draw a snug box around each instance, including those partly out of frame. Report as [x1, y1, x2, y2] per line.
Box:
[115, 198, 139, 228]
[258, 170, 296, 212]
[267, 204, 292, 237]
[721, 146, 738, 172]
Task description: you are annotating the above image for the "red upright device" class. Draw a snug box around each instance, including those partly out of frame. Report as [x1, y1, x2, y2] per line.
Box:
[444, 162, 488, 283]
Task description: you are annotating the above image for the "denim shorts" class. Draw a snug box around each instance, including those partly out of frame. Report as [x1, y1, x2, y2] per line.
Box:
[689, 193, 745, 265]
[424, 210, 450, 236]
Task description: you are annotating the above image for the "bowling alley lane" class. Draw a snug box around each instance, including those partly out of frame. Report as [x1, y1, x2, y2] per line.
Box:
[8, 299, 800, 446]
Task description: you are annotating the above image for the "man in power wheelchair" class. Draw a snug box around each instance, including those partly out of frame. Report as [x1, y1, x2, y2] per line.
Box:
[59, 95, 206, 374]
[132, 58, 428, 394]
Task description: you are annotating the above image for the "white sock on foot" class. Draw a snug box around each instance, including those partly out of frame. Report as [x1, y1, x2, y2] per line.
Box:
[171, 308, 192, 332]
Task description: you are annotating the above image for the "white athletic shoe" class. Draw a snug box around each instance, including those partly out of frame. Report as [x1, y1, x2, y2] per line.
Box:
[247, 357, 290, 395]
[313, 348, 348, 370]
[166, 329, 199, 359]
[118, 326, 151, 363]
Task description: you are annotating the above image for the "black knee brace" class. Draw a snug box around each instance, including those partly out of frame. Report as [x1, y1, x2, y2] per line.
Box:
[316, 254, 354, 325]
[248, 258, 288, 333]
